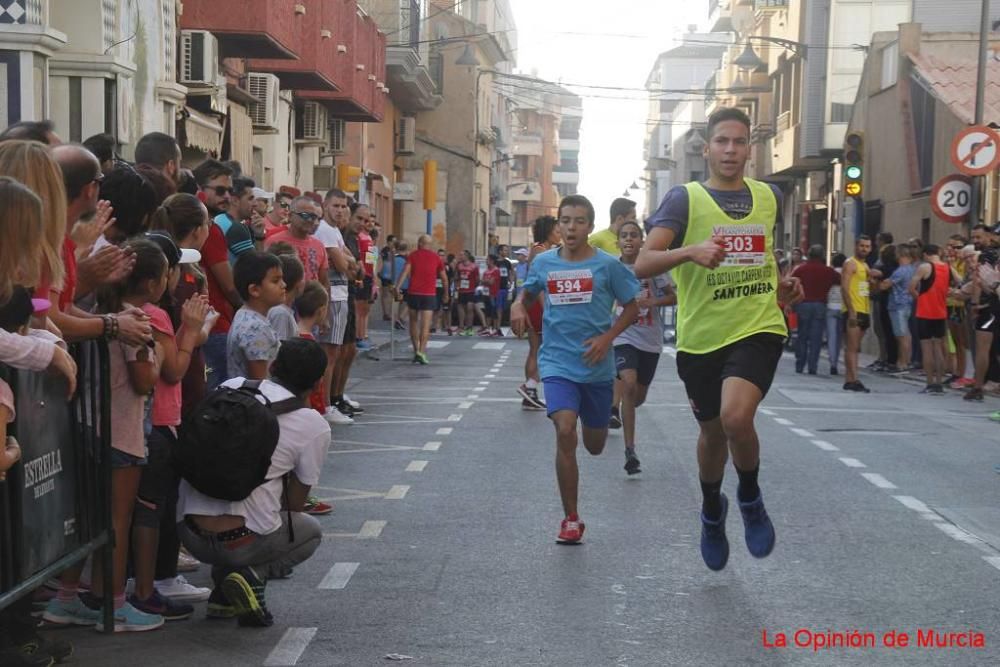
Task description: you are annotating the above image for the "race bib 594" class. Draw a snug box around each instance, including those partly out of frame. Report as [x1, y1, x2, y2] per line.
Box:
[547, 269, 594, 305]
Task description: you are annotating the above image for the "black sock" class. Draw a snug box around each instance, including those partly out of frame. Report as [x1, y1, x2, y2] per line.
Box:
[736, 463, 760, 503]
[332, 395, 343, 405]
[700, 477, 723, 520]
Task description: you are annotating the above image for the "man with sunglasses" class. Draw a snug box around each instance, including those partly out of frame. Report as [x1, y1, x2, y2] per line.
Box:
[263, 187, 297, 238]
[193, 159, 245, 389]
[265, 198, 329, 284]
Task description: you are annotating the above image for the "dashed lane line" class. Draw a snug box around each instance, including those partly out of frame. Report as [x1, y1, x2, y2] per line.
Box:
[485, 374, 497, 378]
[436, 427, 453, 435]
[448, 414, 463, 421]
[406, 460, 429, 472]
[318, 562, 359, 590]
[423, 441, 442, 451]
[790, 428, 814, 438]
[860, 473, 897, 489]
[473, 387, 486, 392]
[264, 627, 318, 666]
[893, 496, 931, 513]
[458, 401, 473, 408]
[385, 485, 410, 499]
[838, 457, 866, 468]
[773, 417, 794, 426]
[478, 381, 490, 385]
[811, 440, 840, 451]
[760, 408, 776, 416]
[357, 520, 386, 539]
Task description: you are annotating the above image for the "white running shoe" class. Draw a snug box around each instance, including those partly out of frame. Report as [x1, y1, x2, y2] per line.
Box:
[153, 575, 211, 603]
[342, 394, 361, 410]
[324, 406, 354, 425]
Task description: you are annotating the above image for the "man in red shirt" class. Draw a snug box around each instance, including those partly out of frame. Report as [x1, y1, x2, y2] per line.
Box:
[395, 235, 449, 364]
[790, 245, 841, 375]
[355, 208, 377, 349]
[264, 197, 329, 283]
[455, 251, 482, 335]
[482, 255, 501, 335]
[192, 160, 242, 389]
[909, 244, 952, 394]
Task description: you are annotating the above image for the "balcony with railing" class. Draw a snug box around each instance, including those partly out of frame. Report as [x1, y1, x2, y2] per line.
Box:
[754, 0, 788, 10]
[248, 0, 338, 91]
[179, 0, 299, 59]
[300, 0, 386, 122]
[708, 0, 733, 32]
[381, 0, 440, 111]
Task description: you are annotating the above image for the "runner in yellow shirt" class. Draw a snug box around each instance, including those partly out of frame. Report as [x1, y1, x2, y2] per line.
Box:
[587, 197, 635, 256]
[841, 236, 879, 392]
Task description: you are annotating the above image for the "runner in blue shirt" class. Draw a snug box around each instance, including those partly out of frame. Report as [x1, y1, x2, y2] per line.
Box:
[511, 194, 641, 544]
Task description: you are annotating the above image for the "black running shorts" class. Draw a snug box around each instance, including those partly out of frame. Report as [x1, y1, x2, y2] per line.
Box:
[676, 333, 785, 422]
[917, 317, 946, 340]
[614, 344, 660, 387]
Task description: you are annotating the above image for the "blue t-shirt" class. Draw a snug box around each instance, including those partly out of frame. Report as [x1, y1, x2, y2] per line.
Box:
[887, 264, 917, 311]
[523, 248, 641, 384]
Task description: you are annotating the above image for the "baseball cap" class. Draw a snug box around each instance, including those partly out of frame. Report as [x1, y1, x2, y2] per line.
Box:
[146, 232, 202, 267]
[514, 248, 530, 257]
[278, 185, 301, 198]
[252, 187, 274, 200]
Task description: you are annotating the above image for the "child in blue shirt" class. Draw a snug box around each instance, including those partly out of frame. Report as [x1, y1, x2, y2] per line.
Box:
[881, 243, 917, 372]
[511, 195, 640, 544]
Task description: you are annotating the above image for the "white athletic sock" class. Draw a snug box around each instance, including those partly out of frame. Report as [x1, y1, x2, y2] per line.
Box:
[525, 378, 538, 389]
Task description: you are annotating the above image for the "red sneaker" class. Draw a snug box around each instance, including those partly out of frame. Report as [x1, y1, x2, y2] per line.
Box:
[557, 515, 585, 544]
[304, 497, 333, 515]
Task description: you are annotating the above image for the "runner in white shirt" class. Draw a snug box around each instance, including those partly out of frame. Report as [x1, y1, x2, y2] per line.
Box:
[613, 221, 675, 474]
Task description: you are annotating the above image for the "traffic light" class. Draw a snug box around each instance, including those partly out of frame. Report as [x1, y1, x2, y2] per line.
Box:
[337, 165, 362, 193]
[843, 131, 864, 198]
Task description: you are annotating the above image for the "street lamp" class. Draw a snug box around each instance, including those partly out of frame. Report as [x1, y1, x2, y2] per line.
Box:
[733, 35, 809, 73]
[504, 182, 535, 245]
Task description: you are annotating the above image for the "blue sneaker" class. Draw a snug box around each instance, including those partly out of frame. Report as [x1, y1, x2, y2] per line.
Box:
[42, 595, 101, 626]
[739, 492, 776, 558]
[700, 493, 729, 571]
[356, 339, 371, 350]
[94, 601, 164, 633]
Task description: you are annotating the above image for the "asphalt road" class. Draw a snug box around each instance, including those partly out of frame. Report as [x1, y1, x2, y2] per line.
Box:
[58, 333, 1000, 666]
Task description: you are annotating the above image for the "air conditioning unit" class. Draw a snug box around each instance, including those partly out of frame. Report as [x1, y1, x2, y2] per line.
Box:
[300, 102, 328, 143]
[247, 72, 280, 132]
[396, 116, 416, 154]
[180, 30, 219, 86]
[314, 165, 337, 190]
[328, 118, 346, 154]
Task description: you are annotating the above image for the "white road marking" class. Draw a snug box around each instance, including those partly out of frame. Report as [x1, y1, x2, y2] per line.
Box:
[478, 381, 490, 385]
[760, 408, 776, 416]
[318, 562, 359, 590]
[264, 627, 318, 666]
[465, 394, 478, 399]
[425, 341, 450, 348]
[448, 413, 462, 421]
[406, 460, 428, 472]
[385, 485, 410, 499]
[357, 520, 386, 539]
[473, 387, 486, 392]
[838, 457, 866, 468]
[893, 496, 931, 513]
[773, 418, 794, 426]
[811, 440, 840, 451]
[936, 523, 985, 546]
[485, 374, 497, 378]
[473, 342, 507, 349]
[662, 346, 677, 358]
[860, 473, 897, 489]
[436, 427, 453, 435]
[983, 556, 1000, 571]
[790, 428, 814, 438]
[920, 513, 941, 521]
[423, 441, 442, 451]
[458, 401, 473, 408]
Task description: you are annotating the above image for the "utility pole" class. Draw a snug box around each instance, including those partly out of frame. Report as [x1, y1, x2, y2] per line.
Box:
[970, 0, 990, 229]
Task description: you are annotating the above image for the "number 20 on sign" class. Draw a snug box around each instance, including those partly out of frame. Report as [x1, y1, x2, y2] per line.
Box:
[931, 174, 972, 224]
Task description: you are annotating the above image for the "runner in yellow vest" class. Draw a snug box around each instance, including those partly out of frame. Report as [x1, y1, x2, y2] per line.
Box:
[841, 236, 876, 392]
[636, 107, 803, 572]
[587, 197, 635, 256]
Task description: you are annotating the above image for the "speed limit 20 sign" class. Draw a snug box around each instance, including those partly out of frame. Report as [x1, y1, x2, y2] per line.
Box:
[931, 174, 972, 224]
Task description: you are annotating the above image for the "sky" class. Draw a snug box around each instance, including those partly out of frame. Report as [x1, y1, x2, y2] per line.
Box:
[507, 0, 706, 230]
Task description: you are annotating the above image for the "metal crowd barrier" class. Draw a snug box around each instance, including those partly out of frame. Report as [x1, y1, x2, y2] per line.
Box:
[0, 339, 113, 631]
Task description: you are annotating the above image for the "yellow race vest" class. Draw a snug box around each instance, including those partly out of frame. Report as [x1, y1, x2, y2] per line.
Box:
[673, 179, 787, 354]
[842, 258, 870, 315]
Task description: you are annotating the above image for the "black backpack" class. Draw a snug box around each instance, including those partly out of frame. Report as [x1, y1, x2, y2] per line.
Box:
[175, 379, 304, 501]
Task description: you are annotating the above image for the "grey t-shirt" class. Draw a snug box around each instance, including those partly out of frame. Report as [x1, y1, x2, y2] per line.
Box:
[267, 303, 298, 341]
[646, 182, 784, 249]
[614, 264, 672, 353]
